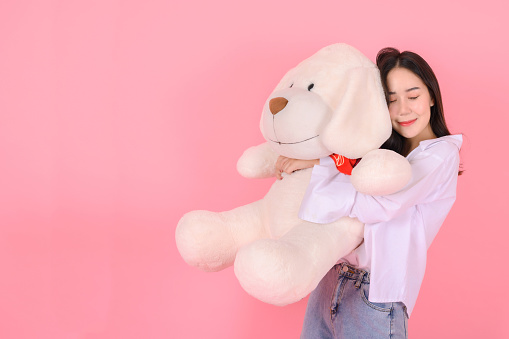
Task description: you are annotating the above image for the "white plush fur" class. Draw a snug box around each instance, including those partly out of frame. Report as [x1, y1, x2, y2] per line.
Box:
[175, 43, 411, 306]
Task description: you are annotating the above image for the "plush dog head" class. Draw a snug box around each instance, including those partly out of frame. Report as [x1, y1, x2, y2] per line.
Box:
[260, 43, 391, 160]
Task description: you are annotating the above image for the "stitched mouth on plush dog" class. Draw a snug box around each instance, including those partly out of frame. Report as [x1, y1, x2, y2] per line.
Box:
[267, 135, 319, 145]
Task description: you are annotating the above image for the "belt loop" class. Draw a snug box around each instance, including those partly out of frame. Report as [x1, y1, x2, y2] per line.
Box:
[354, 270, 365, 289]
[338, 262, 346, 275]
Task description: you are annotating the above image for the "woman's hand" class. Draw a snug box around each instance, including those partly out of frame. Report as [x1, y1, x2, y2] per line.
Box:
[275, 156, 319, 180]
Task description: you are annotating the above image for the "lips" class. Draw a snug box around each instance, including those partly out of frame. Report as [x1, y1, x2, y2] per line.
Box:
[398, 118, 417, 127]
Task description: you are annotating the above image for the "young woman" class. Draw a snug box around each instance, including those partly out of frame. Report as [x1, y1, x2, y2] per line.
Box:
[276, 48, 462, 338]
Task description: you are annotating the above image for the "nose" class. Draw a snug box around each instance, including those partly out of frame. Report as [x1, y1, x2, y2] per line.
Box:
[269, 97, 288, 115]
[397, 99, 411, 116]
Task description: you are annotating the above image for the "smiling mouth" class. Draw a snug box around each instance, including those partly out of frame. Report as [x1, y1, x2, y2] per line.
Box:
[268, 135, 319, 145]
[398, 119, 417, 127]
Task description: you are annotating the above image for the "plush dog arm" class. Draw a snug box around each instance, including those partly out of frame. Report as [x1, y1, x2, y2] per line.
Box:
[351, 149, 412, 195]
[237, 142, 279, 178]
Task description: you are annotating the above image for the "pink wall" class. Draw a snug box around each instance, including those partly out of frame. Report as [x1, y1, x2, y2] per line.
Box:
[1, 0, 507, 338]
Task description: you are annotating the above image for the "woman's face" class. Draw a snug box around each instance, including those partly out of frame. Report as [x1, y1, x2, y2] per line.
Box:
[387, 67, 436, 147]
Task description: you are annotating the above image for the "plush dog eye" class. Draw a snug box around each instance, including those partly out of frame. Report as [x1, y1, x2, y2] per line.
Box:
[290, 83, 293, 88]
[308, 83, 314, 91]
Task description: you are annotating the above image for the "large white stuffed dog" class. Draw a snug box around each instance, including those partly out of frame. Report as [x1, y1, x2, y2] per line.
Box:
[175, 43, 411, 306]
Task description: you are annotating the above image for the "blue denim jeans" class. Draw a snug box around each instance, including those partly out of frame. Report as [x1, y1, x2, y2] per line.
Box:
[301, 263, 408, 339]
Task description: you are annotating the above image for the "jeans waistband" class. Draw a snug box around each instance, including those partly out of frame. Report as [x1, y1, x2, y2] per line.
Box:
[335, 262, 370, 284]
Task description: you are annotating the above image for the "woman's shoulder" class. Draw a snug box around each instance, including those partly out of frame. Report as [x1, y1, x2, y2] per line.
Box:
[416, 134, 462, 158]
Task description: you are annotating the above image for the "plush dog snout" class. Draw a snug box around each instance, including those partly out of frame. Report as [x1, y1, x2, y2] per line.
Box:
[269, 97, 288, 115]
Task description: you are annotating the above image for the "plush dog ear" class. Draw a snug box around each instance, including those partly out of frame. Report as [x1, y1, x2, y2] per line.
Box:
[321, 66, 392, 159]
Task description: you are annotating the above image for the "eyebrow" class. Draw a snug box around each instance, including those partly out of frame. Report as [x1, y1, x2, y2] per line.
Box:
[388, 87, 421, 95]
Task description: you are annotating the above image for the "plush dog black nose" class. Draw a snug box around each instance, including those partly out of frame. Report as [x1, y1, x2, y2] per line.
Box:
[269, 97, 288, 115]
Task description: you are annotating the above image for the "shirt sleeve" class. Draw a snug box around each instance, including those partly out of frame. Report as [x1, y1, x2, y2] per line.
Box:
[348, 143, 460, 224]
[298, 156, 357, 224]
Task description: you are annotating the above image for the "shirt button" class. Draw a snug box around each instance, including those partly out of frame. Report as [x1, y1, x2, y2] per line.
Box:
[342, 265, 349, 272]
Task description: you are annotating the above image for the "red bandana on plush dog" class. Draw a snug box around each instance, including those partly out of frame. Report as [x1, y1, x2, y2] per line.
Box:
[329, 154, 361, 175]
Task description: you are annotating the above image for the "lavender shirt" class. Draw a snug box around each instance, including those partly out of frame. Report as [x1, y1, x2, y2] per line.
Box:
[299, 134, 463, 316]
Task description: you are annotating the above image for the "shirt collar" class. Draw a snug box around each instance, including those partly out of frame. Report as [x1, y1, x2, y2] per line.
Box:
[405, 134, 462, 159]
[418, 134, 463, 152]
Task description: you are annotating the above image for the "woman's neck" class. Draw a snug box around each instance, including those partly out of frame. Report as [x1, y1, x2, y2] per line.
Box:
[404, 124, 437, 156]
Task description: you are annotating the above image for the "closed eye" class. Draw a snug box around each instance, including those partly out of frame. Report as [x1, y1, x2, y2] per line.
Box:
[409, 96, 419, 100]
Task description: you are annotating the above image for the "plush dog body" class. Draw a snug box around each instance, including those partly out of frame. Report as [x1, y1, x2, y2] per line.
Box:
[175, 44, 411, 306]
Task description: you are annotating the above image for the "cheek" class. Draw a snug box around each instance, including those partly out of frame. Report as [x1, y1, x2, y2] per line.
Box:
[412, 101, 431, 117]
[388, 106, 398, 120]
[389, 111, 399, 128]
[412, 95, 433, 116]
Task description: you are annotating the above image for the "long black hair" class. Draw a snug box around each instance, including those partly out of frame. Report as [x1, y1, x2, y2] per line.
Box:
[376, 48, 451, 156]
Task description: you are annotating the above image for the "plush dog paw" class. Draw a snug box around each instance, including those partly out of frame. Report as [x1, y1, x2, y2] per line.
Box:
[175, 210, 236, 272]
[234, 239, 313, 306]
[351, 149, 411, 195]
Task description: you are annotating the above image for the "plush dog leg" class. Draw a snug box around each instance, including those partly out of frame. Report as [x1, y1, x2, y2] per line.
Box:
[234, 217, 364, 306]
[176, 201, 269, 272]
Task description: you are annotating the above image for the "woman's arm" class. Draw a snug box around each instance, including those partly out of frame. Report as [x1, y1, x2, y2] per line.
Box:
[299, 141, 460, 225]
[275, 156, 319, 180]
[275, 154, 360, 180]
[348, 143, 460, 224]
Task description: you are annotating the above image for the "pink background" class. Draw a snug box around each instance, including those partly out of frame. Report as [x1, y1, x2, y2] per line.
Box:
[1, 0, 507, 338]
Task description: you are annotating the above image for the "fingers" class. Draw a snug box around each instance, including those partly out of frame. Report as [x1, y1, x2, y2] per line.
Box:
[280, 158, 297, 174]
[275, 156, 289, 180]
[275, 156, 287, 171]
[285, 161, 299, 174]
[275, 157, 313, 180]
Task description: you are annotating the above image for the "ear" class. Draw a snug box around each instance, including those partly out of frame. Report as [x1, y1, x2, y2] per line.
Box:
[321, 66, 392, 159]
